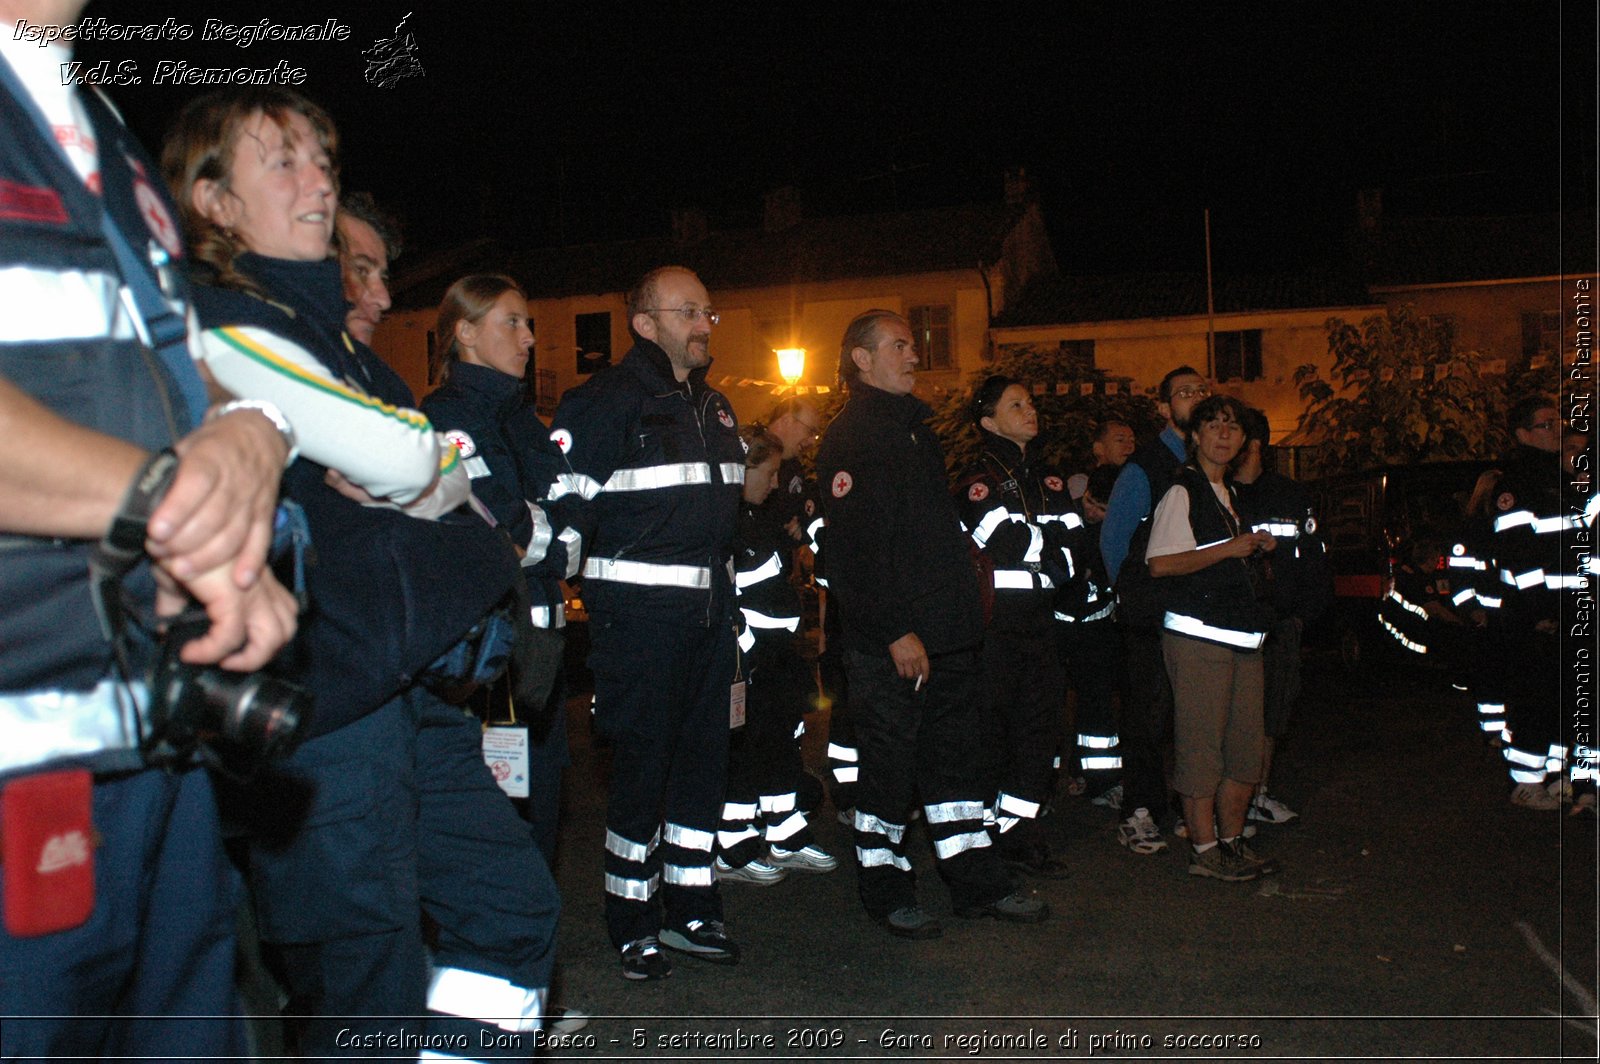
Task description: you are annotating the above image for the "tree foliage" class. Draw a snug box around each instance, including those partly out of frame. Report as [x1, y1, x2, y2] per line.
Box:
[1293, 304, 1497, 476]
[926, 343, 1160, 478]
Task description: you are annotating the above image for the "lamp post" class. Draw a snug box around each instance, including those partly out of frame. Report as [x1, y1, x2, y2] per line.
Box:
[775, 347, 806, 392]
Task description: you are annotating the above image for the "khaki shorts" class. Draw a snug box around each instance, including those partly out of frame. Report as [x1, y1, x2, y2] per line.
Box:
[1163, 631, 1265, 798]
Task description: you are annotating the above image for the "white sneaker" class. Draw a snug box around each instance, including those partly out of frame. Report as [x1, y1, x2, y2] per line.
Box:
[767, 844, 838, 873]
[714, 856, 788, 885]
[1116, 807, 1167, 855]
[1248, 791, 1299, 824]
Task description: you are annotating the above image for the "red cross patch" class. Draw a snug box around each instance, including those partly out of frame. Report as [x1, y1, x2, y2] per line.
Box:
[443, 429, 476, 458]
[831, 471, 853, 498]
[717, 408, 735, 429]
[968, 481, 989, 502]
[1044, 475, 1064, 493]
[550, 428, 573, 454]
[132, 177, 181, 257]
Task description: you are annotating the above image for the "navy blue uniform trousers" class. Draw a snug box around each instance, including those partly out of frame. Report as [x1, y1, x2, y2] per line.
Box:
[245, 690, 558, 1060]
[590, 614, 733, 949]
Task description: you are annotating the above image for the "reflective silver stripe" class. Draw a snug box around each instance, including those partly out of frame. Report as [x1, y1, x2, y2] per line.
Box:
[0, 266, 129, 342]
[1451, 587, 1476, 606]
[1508, 766, 1546, 783]
[759, 792, 797, 814]
[1081, 755, 1122, 770]
[1547, 574, 1587, 589]
[736, 552, 784, 589]
[663, 822, 715, 852]
[1077, 734, 1119, 749]
[719, 462, 746, 485]
[1448, 556, 1487, 570]
[524, 502, 554, 563]
[1480, 719, 1507, 733]
[1195, 536, 1232, 551]
[662, 863, 714, 887]
[1477, 703, 1506, 715]
[1494, 510, 1579, 534]
[827, 743, 859, 762]
[1503, 746, 1545, 768]
[1548, 743, 1568, 758]
[1387, 589, 1428, 618]
[737, 627, 756, 653]
[933, 830, 991, 859]
[793, 720, 805, 740]
[605, 873, 658, 900]
[1250, 521, 1300, 538]
[1162, 611, 1266, 650]
[996, 792, 1040, 819]
[765, 812, 807, 842]
[855, 811, 905, 843]
[994, 814, 1020, 835]
[1493, 510, 1536, 532]
[740, 608, 798, 631]
[1022, 524, 1044, 564]
[970, 507, 1017, 547]
[557, 526, 583, 579]
[1038, 511, 1084, 529]
[426, 966, 543, 1033]
[584, 555, 711, 588]
[857, 847, 911, 871]
[1501, 568, 1546, 589]
[805, 516, 825, 542]
[993, 569, 1041, 590]
[0, 680, 147, 775]
[718, 826, 759, 848]
[833, 766, 859, 783]
[548, 471, 602, 501]
[1055, 600, 1115, 624]
[924, 800, 986, 825]
[603, 462, 712, 492]
[605, 828, 658, 863]
[722, 801, 757, 820]
[1477, 593, 1503, 608]
[529, 603, 566, 629]
[1379, 616, 1427, 654]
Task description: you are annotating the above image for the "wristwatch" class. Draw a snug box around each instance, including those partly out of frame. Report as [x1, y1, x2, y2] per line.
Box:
[211, 398, 298, 466]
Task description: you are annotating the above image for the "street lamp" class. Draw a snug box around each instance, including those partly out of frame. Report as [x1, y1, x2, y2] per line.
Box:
[775, 347, 806, 390]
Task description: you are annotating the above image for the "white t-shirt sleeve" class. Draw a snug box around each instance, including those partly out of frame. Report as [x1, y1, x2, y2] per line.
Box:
[1146, 484, 1197, 560]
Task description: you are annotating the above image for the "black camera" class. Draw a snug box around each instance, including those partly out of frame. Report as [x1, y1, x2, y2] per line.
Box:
[143, 611, 311, 775]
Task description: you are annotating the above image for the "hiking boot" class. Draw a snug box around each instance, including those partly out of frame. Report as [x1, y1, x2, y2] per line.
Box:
[714, 856, 788, 885]
[878, 905, 943, 940]
[1090, 783, 1124, 811]
[1117, 807, 1167, 854]
[1221, 837, 1279, 876]
[1248, 791, 1299, 824]
[659, 919, 740, 965]
[1510, 783, 1561, 811]
[954, 889, 1050, 923]
[1187, 842, 1261, 882]
[767, 844, 838, 873]
[619, 937, 672, 981]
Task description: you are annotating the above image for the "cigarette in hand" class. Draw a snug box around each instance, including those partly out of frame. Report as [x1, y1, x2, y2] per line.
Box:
[914, 674, 923, 692]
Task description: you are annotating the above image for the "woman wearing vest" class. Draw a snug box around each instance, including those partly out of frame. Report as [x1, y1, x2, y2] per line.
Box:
[1145, 395, 1281, 882]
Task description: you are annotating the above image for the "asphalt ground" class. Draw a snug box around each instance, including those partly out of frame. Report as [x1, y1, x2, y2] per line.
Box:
[536, 648, 1597, 1062]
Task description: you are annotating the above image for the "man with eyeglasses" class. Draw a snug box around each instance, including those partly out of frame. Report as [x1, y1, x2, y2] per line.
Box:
[1099, 365, 1212, 855]
[1485, 398, 1592, 812]
[546, 266, 747, 979]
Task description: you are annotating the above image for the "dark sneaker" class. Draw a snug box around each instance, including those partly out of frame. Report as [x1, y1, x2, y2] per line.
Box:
[1248, 791, 1299, 824]
[878, 905, 943, 940]
[1001, 844, 1072, 881]
[1187, 842, 1260, 882]
[955, 889, 1050, 923]
[714, 856, 787, 886]
[659, 919, 740, 965]
[1222, 837, 1279, 876]
[619, 937, 672, 981]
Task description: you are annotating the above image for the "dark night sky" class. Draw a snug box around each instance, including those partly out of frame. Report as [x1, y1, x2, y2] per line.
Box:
[73, 1, 1595, 275]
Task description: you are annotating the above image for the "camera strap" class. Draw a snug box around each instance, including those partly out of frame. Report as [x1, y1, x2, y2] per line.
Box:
[88, 447, 180, 644]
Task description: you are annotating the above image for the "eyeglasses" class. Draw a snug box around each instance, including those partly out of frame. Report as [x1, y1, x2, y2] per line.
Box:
[1171, 385, 1213, 400]
[642, 306, 720, 326]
